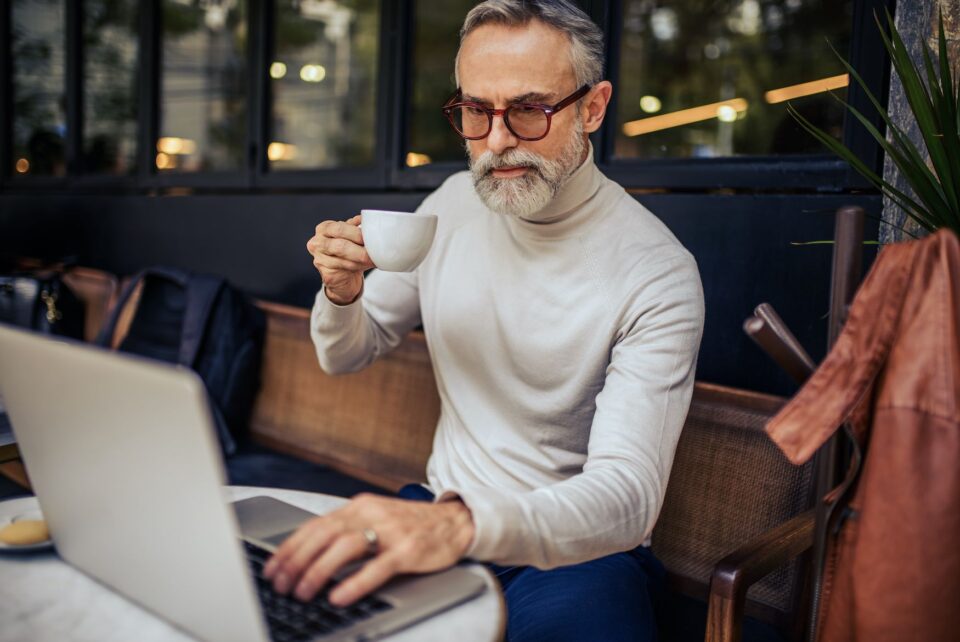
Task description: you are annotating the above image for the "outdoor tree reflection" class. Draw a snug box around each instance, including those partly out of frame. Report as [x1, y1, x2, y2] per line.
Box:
[616, 0, 852, 160]
[160, 0, 248, 172]
[270, 0, 380, 170]
[84, 0, 139, 174]
[12, 0, 66, 176]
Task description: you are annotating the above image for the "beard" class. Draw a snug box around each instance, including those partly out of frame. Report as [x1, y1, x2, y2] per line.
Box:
[468, 120, 587, 220]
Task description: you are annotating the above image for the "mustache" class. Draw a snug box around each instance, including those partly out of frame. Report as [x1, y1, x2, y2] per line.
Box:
[471, 149, 548, 179]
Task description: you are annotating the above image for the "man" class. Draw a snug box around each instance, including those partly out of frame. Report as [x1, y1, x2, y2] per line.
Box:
[265, 1, 704, 639]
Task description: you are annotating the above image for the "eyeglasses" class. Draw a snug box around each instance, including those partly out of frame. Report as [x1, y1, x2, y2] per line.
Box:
[441, 84, 591, 142]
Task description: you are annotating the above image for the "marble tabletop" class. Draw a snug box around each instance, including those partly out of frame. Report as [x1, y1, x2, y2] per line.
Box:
[0, 486, 505, 642]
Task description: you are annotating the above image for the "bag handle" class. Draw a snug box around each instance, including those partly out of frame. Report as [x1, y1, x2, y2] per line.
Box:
[95, 267, 225, 368]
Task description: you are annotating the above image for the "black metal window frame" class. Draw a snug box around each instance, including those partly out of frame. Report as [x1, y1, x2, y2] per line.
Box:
[0, 0, 894, 195]
[392, 0, 896, 192]
[588, 0, 896, 192]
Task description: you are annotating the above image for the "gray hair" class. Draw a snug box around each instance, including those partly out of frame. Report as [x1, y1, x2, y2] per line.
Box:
[455, 0, 605, 88]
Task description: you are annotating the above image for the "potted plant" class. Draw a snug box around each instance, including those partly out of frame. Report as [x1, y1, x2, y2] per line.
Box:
[790, 11, 960, 238]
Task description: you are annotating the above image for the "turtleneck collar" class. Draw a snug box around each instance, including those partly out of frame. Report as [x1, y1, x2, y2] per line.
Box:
[500, 143, 605, 240]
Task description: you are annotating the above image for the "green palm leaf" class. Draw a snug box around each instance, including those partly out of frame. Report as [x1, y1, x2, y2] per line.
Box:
[790, 9, 960, 237]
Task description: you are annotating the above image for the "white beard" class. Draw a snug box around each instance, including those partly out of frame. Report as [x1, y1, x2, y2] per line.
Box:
[468, 120, 586, 220]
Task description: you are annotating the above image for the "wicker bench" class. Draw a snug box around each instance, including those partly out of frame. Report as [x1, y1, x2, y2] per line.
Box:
[7, 266, 816, 642]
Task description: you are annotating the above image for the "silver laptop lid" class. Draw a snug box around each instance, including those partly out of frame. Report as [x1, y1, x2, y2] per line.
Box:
[0, 324, 269, 642]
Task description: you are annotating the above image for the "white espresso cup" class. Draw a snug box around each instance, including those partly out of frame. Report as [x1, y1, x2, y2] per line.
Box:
[360, 209, 438, 272]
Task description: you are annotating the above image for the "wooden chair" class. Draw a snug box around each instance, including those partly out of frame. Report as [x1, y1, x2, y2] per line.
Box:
[652, 383, 816, 642]
[691, 206, 866, 642]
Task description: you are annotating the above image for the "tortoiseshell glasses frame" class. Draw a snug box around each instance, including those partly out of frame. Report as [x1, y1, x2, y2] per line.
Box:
[441, 84, 592, 142]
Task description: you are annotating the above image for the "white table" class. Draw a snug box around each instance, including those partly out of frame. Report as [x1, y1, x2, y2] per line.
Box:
[0, 486, 505, 642]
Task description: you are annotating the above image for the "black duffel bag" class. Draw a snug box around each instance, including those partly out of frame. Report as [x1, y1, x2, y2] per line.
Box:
[0, 271, 85, 339]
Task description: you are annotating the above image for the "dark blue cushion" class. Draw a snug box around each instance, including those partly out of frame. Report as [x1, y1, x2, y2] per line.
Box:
[226, 445, 391, 498]
[0, 474, 30, 501]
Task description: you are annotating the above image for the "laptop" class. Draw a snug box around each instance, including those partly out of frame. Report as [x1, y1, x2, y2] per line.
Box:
[0, 324, 485, 642]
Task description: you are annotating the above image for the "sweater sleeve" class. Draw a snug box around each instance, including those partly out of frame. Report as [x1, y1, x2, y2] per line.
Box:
[438, 254, 705, 568]
[310, 268, 421, 375]
[310, 195, 444, 373]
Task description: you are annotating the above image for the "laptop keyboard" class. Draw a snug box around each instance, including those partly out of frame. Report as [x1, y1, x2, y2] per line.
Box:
[244, 541, 394, 641]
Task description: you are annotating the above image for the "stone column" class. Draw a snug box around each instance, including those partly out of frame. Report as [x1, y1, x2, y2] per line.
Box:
[880, 0, 960, 244]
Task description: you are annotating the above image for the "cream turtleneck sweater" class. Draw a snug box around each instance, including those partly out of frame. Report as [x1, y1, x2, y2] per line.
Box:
[311, 148, 704, 568]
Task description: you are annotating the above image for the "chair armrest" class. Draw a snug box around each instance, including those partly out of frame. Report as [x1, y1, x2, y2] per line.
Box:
[705, 509, 815, 642]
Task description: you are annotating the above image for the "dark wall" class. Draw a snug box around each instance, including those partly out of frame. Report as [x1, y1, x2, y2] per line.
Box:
[0, 191, 880, 395]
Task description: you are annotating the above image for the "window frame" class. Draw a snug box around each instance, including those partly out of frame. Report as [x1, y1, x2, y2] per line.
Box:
[0, 0, 8, 185]
[0, 0, 894, 195]
[590, 0, 894, 192]
[141, 0, 253, 190]
[395, 0, 894, 193]
[2, 0, 73, 189]
[2, 0, 151, 192]
[70, 0, 142, 189]
[251, 0, 396, 191]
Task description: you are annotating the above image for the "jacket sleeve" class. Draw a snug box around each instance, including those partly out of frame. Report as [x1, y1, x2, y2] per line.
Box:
[438, 255, 705, 568]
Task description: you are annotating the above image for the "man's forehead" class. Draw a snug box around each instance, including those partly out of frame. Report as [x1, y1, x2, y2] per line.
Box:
[461, 87, 560, 104]
[458, 21, 575, 101]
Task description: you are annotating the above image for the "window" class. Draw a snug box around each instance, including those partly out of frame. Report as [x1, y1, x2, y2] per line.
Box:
[0, 0, 887, 191]
[158, 0, 248, 173]
[405, 0, 475, 168]
[269, 0, 380, 170]
[615, 0, 853, 160]
[11, 0, 67, 177]
[83, 0, 140, 175]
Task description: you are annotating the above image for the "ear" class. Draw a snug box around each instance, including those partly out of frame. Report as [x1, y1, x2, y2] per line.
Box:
[581, 81, 613, 135]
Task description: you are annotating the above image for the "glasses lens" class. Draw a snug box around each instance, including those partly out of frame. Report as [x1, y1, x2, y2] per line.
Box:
[450, 106, 490, 139]
[505, 105, 549, 139]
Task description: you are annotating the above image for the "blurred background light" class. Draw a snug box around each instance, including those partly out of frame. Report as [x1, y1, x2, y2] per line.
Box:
[639, 95, 662, 113]
[269, 62, 287, 79]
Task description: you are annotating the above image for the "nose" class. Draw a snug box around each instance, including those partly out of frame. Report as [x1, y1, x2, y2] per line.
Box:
[485, 113, 518, 155]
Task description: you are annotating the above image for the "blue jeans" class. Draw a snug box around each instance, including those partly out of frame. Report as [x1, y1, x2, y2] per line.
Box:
[398, 484, 664, 642]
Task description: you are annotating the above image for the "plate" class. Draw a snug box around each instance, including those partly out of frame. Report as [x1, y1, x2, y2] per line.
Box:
[0, 495, 54, 553]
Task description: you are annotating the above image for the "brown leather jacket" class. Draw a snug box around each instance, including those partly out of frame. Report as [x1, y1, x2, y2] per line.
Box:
[767, 229, 960, 642]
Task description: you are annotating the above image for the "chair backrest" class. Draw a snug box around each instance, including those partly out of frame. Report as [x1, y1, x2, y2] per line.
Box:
[652, 382, 814, 624]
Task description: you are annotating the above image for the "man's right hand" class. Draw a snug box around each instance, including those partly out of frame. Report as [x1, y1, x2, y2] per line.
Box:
[307, 215, 375, 305]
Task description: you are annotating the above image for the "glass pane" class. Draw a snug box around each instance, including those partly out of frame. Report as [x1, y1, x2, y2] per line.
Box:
[269, 0, 380, 170]
[406, 0, 475, 167]
[616, 0, 853, 160]
[11, 0, 67, 177]
[83, 0, 139, 175]
[159, 0, 247, 173]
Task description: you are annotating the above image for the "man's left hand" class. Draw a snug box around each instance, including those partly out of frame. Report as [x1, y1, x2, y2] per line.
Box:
[262, 494, 475, 606]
